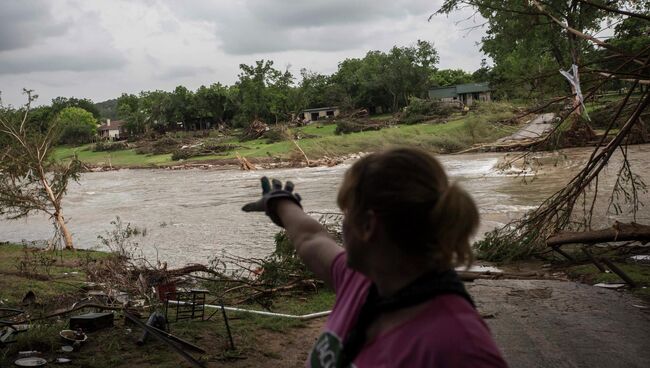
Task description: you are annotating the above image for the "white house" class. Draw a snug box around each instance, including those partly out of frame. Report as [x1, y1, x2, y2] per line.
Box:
[98, 119, 128, 140]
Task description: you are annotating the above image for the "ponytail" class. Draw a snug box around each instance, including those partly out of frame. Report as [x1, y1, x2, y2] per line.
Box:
[429, 183, 479, 269]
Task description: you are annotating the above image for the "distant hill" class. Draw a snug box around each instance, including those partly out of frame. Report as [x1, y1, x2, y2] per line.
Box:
[95, 99, 118, 120]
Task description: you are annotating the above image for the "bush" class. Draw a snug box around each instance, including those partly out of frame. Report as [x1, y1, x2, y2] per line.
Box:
[263, 125, 292, 143]
[335, 119, 385, 134]
[401, 97, 457, 122]
[93, 141, 129, 152]
[135, 136, 180, 155]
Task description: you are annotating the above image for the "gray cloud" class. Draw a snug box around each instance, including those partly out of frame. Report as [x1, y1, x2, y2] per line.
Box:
[165, 0, 436, 55]
[156, 65, 215, 80]
[0, 0, 68, 52]
[0, 49, 125, 75]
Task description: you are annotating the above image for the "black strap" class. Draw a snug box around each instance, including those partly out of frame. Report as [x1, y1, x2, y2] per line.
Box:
[337, 269, 473, 368]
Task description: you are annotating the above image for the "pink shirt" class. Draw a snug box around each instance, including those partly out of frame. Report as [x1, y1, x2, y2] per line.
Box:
[307, 252, 508, 368]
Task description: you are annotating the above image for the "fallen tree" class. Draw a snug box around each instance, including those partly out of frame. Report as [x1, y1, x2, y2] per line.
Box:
[547, 221, 650, 247]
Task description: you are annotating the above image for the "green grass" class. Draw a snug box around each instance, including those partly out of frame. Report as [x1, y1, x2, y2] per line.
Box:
[53, 108, 520, 168]
[567, 261, 650, 300]
[53, 144, 171, 167]
[0, 243, 112, 306]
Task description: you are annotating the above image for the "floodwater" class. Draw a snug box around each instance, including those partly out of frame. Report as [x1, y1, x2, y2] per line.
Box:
[1, 145, 649, 266]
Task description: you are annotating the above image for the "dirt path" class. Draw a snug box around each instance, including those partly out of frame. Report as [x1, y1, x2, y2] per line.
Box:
[469, 279, 650, 368]
[245, 279, 649, 367]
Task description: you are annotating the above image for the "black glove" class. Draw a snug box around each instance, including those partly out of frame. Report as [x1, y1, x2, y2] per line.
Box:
[242, 176, 302, 227]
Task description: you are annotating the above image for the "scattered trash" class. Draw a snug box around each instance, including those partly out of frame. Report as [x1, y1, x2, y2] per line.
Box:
[54, 357, 72, 364]
[593, 283, 626, 289]
[14, 357, 47, 367]
[18, 351, 40, 357]
[69, 312, 114, 332]
[137, 312, 166, 346]
[125, 310, 205, 368]
[60, 345, 74, 353]
[59, 329, 87, 344]
[632, 304, 648, 309]
[630, 255, 650, 263]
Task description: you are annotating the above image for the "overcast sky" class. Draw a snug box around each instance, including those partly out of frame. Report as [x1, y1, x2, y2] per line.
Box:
[0, 0, 488, 107]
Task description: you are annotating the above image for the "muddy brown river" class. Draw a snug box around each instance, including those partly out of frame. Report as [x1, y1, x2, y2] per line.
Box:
[1, 145, 649, 266]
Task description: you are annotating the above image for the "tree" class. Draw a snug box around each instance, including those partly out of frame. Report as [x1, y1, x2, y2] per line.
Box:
[435, 0, 633, 104]
[333, 40, 439, 112]
[0, 91, 82, 250]
[51, 96, 101, 120]
[431, 69, 474, 87]
[117, 93, 147, 136]
[235, 60, 287, 125]
[56, 107, 97, 145]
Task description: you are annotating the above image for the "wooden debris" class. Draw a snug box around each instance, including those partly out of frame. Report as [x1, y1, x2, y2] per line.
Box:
[546, 221, 650, 247]
[235, 152, 256, 171]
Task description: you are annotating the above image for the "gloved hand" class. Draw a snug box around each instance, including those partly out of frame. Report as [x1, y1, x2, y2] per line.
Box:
[242, 176, 302, 227]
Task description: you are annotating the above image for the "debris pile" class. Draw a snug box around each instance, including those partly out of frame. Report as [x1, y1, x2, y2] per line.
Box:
[242, 120, 269, 140]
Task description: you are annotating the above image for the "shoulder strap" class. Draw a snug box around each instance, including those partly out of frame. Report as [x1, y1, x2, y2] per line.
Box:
[337, 269, 473, 367]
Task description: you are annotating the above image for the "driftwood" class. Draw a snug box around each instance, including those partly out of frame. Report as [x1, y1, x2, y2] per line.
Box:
[546, 222, 650, 247]
[235, 152, 256, 171]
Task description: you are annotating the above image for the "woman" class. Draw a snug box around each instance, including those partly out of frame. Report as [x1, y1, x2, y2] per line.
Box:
[243, 147, 507, 368]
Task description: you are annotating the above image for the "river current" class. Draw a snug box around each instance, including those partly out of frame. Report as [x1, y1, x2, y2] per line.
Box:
[1, 145, 648, 266]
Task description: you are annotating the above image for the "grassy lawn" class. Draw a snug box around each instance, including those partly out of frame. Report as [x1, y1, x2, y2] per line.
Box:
[53, 145, 171, 168]
[53, 114, 519, 168]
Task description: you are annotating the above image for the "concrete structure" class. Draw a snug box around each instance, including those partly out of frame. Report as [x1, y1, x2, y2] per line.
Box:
[428, 82, 492, 106]
[300, 106, 340, 122]
[98, 119, 128, 140]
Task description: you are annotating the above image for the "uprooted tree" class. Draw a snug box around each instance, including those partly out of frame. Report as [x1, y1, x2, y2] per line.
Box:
[0, 90, 83, 250]
[435, 1, 650, 260]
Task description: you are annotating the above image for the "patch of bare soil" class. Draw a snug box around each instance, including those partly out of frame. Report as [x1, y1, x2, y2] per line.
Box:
[209, 319, 323, 368]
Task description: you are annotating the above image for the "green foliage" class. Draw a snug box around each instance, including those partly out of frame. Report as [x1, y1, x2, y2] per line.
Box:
[0, 92, 82, 227]
[97, 216, 147, 259]
[56, 106, 98, 145]
[335, 119, 386, 134]
[401, 97, 457, 123]
[332, 40, 439, 113]
[436, 0, 627, 100]
[255, 231, 314, 286]
[263, 124, 292, 143]
[93, 141, 129, 152]
[431, 69, 474, 87]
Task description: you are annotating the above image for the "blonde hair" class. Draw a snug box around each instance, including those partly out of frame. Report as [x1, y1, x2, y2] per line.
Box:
[337, 147, 479, 270]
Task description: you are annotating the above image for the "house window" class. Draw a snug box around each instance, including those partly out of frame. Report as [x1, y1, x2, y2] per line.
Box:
[311, 112, 319, 121]
[326, 110, 335, 117]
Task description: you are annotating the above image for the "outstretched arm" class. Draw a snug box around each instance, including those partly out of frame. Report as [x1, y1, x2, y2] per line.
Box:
[242, 177, 342, 286]
[275, 200, 342, 286]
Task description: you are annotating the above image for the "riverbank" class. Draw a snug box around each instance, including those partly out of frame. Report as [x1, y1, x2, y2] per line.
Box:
[0, 242, 335, 367]
[2, 243, 649, 367]
[53, 111, 521, 171]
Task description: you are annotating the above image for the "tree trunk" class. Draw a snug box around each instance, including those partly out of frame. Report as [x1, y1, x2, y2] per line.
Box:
[546, 222, 650, 247]
[40, 169, 74, 250]
[56, 212, 75, 250]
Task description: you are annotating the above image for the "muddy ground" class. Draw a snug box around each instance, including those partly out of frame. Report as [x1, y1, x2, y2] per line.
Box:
[240, 279, 650, 368]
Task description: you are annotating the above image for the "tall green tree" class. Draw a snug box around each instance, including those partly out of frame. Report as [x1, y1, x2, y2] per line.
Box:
[56, 107, 97, 145]
[431, 69, 474, 87]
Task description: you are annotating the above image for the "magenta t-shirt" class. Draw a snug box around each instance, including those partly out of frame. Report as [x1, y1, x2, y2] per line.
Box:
[307, 252, 508, 368]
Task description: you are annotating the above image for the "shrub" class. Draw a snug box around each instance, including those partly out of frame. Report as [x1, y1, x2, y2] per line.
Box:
[264, 125, 292, 143]
[335, 119, 385, 134]
[401, 97, 457, 122]
[93, 141, 129, 152]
